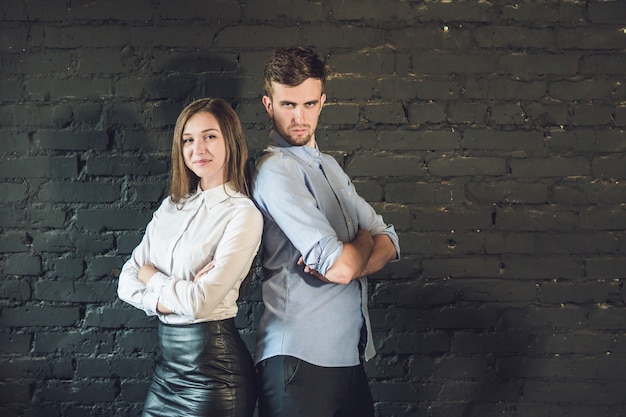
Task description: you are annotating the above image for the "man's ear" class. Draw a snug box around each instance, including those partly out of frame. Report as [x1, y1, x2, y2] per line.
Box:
[262, 95, 273, 116]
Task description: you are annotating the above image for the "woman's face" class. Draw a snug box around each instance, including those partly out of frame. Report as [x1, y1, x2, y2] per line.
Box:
[181, 111, 227, 190]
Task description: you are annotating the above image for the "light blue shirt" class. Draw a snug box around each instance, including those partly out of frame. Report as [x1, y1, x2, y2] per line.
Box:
[252, 130, 400, 367]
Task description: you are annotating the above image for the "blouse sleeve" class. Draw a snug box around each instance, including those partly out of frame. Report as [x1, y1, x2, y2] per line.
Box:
[146, 203, 263, 320]
[117, 208, 162, 316]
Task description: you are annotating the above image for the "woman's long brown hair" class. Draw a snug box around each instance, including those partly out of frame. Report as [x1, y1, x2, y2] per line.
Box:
[169, 98, 249, 203]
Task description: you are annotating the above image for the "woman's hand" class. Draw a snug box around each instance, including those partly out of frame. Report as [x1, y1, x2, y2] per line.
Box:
[193, 260, 216, 282]
[138, 263, 158, 285]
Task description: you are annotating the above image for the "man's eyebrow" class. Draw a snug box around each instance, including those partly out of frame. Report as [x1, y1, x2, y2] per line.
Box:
[278, 99, 319, 105]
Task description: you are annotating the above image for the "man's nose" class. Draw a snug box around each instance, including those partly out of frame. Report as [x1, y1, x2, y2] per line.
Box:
[293, 106, 304, 123]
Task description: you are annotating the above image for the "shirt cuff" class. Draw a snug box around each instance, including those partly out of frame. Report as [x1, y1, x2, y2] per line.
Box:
[142, 271, 169, 314]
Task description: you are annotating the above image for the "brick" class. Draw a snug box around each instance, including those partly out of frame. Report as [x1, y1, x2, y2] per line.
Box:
[13, 103, 74, 128]
[35, 281, 117, 303]
[0, 182, 27, 202]
[428, 157, 506, 176]
[363, 102, 407, 124]
[0, 279, 31, 301]
[462, 129, 544, 151]
[39, 380, 116, 402]
[501, 2, 582, 23]
[34, 331, 114, 354]
[586, 258, 626, 279]
[446, 102, 488, 124]
[68, 0, 153, 20]
[496, 207, 578, 232]
[552, 181, 626, 205]
[511, 157, 589, 177]
[539, 281, 620, 304]
[588, 2, 626, 24]
[582, 54, 626, 75]
[77, 357, 152, 378]
[436, 357, 489, 379]
[214, 26, 299, 48]
[159, 0, 241, 21]
[468, 182, 549, 204]
[592, 156, 626, 179]
[550, 80, 625, 101]
[557, 28, 626, 50]
[39, 182, 121, 203]
[464, 79, 547, 100]
[300, 26, 386, 50]
[431, 307, 499, 329]
[1, 52, 73, 75]
[0, 306, 79, 327]
[316, 129, 378, 152]
[0, 357, 73, 378]
[0, 78, 23, 100]
[84, 307, 156, 328]
[475, 27, 555, 49]
[331, 51, 397, 75]
[580, 209, 626, 230]
[332, 0, 411, 20]
[385, 182, 465, 205]
[346, 154, 423, 177]
[86, 155, 167, 176]
[388, 27, 473, 50]
[412, 51, 498, 75]
[319, 103, 359, 125]
[117, 330, 158, 354]
[407, 102, 446, 124]
[25, 78, 112, 100]
[0, 382, 31, 404]
[119, 380, 151, 402]
[0, 156, 77, 178]
[484, 232, 536, 254]
[0, 333, 31, 353]
[378, 79, 459, 101]
[524, 380, 626, 405]
[524, 101, 569, 126]
[4, 254, 41, 275]
[378, 130, 460, 151]
[326, 77, 377, 100]
[501, 255, 583, 279]
[423, 256, 501, 279]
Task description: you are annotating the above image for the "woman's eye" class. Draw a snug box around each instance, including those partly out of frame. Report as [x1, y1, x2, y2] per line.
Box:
[182, 138, 193, 144]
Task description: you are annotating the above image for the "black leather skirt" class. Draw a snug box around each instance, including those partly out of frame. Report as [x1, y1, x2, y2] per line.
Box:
[142, 318, 256, 417]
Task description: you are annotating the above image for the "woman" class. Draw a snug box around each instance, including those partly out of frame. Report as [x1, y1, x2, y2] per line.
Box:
[118, 98, 262, 417]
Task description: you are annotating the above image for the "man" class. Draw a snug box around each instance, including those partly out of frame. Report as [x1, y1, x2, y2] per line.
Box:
[252, 46, 401, 417]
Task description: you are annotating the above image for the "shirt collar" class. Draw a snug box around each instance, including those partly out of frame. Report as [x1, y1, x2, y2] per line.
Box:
[269, 129, 322, 165]
[189, 182, 238, 208]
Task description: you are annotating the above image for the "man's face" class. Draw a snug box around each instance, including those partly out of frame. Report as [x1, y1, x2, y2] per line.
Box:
[262, 78, 326, 148]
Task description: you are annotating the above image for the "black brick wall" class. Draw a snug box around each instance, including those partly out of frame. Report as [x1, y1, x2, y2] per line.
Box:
[1, 0, 625, 416]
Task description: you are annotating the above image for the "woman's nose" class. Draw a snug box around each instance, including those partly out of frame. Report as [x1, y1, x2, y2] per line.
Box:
[193, 140, 206, 154]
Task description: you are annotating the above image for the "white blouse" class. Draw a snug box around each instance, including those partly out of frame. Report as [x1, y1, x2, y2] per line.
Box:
[117, 182, 263, 324]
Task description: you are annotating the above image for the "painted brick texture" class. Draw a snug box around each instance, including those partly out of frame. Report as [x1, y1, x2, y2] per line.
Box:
[1, 0, 626, 416]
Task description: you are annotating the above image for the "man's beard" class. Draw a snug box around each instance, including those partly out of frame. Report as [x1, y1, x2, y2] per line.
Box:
[275, 121, 313, 147]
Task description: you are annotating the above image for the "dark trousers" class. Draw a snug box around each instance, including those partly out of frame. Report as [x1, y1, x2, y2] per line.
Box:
[256, 355, 375, 417]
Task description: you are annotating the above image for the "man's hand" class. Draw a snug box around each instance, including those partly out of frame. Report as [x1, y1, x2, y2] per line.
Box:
[297, 256, 331, 283]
